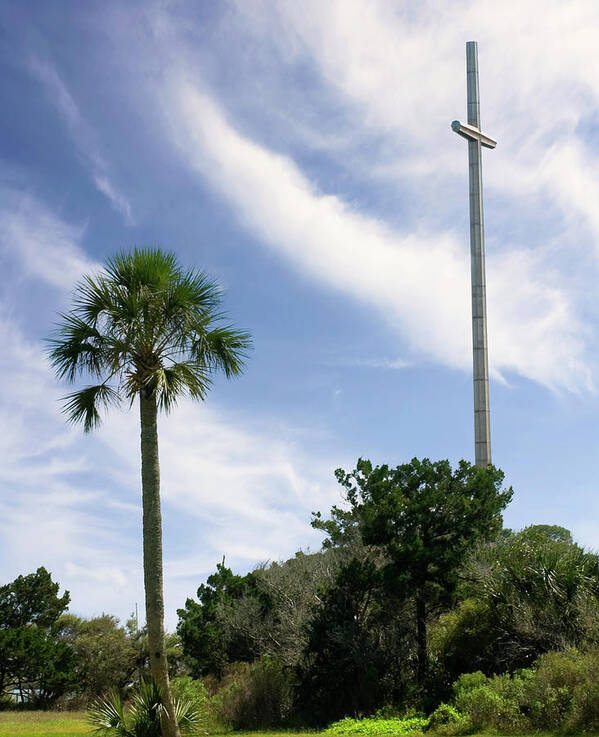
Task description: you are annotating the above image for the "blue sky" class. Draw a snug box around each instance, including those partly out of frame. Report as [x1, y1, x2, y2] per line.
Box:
[2, 0, 599, 629]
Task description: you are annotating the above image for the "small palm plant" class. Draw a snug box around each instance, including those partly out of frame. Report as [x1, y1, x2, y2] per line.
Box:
[48, 248, 251, 737]
[88, 680, 205, 737]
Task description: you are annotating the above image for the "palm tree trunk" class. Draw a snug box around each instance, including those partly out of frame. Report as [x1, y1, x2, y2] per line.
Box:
[140, 391, 181, 737]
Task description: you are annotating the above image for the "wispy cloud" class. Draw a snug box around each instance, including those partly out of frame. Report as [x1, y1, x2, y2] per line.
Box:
[0, 183, 95, 290]
[0, 310, 340, 626]
[352, 357, 413, 370]
[28, 56, 134, 224]
[231, 0, 599, 260]
[0, 192, 341, 626]
[157, 76, 590, 391]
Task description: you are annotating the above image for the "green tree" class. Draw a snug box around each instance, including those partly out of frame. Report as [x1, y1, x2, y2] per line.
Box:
[0, 567, 70, 630]
[0, 568, 74, 706]
[57, 614, 138, 703]
[177, 562, 261, 677]
[297, 558, 412, 725]
[318, 458, 512, 687]
[48, 249, 251, 737]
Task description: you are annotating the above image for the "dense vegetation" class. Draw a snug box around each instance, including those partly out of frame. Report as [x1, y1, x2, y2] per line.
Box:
[2, 457, 598, 735]
[175, 458, 599, 729]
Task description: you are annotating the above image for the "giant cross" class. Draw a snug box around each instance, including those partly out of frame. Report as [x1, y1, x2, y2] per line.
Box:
[451, 41, 497, 468]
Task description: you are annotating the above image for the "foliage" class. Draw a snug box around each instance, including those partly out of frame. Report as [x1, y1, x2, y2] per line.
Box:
[426, 704, 469, 735]
[433, 525, 599, 682]
[177, 563, 262, 678]
[177, 550, 348, 682]
[324, 716, 429, 735]
[169, 678, 219, 733]
[297, 558, 412, 725]
[221, 550, 347, 669]
[56, 615, 138, 705]
[0, 568, 70, 630]
[47, 248, 251, 429]
[523, 648, 599, 731]
[0, 568, 75, 707]
[453, 678, 526, 733]
[88, 679, 204, 736]
[444, 649, 599, 733]
[168, 678, 208, 710]
[214, 656, 292, 730]
[316, 458, 512, 685]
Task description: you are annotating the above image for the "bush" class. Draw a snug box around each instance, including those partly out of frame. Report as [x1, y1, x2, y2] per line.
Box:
[448, 650, 599, 733]
[325, 716, 429, 735]
[88, 679, 204, 736]
[452, 671, 487, 697]
[215, 656, 292, 729]
[523, 647, 599, 732]
[427, 704, 471, 736]
[170, 677, 214, 731]
[453, 672, 527, 732]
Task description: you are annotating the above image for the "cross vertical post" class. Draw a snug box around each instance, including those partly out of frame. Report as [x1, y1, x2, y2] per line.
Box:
[451, 41, 496, 467]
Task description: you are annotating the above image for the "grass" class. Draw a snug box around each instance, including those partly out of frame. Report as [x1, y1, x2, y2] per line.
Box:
[0, 715, 324, 737]
[0, 714, 596, 737]
[0, 711, 90, 736]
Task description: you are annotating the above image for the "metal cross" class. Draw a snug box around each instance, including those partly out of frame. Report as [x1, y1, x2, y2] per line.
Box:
[451, 41, 497, 468]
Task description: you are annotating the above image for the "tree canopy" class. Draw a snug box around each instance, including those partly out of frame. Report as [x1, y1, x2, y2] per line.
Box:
[315, 458, 512, 685]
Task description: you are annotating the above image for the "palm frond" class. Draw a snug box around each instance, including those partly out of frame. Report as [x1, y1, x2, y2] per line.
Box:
[47, 314, 108, 381]
[74, 275, 116, 325]
[105, 247, 181, 292]
[87, 680, 204, 737]
[154, 362, 213, 412]
[175, 269, 222, 311]
[63, 384, 121, 432]
[88, 691, 132, 737]
[175, 698, 207, 736]
[128, 680, 163, 737]
[191, 325, 252, 378]
[50, 248, 252, 423]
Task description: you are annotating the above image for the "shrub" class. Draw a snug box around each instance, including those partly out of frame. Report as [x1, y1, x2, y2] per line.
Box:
[0, 694, 15, 711]
[325, 716, 429, 735]
[452, 671, 487, 697]
[427, 704, 471, 736]
[87, 679, 204, 736]
[456, 686, 503, 731]
[170, 677, 214, 731]
[453, 672, 527, 733]
[523, 647, 599, 732]
[215, 656, 292, 729]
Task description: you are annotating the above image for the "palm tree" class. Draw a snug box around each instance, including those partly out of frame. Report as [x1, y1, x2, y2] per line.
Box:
[48, 248, 251, 737]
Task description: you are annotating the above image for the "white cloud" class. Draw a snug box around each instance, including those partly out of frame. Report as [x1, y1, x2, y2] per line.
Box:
[0, 185, 95, 290]
[159, 77, 590, 391]
[28, 56, 134, 224]
[354, 357, 413, 370]
[0, 274, 339, 628]
[234, 0, 599, 250]
[0, 176, 342, 627]
[93, 175, 134, 224]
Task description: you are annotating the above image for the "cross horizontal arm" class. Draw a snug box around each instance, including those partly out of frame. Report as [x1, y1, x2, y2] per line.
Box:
[451, 120, 497, 149]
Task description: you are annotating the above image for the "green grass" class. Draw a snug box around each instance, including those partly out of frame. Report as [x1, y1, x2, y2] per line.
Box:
[0, 716, 322, 737]
[0, 714, 596, 737]
[0, 711, 90, 736]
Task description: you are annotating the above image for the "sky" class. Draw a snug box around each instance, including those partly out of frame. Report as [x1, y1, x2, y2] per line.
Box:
[2, 0, 599, 630]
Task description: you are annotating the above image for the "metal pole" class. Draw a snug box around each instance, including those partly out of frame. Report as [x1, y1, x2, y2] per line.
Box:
[466, 41, 492, 467]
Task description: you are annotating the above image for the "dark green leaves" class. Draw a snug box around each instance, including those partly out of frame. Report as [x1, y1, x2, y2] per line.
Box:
[48, 247, 252, 430]
[62, 384, 121, 432]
